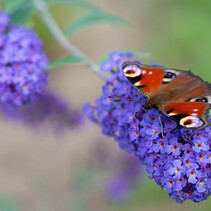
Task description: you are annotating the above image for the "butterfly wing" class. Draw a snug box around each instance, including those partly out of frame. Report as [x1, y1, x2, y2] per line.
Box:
[122, 62, 211, 129]
[122, 62, 165, 98]
[163, 102, 210, 129]
[157, 69, 211, 129]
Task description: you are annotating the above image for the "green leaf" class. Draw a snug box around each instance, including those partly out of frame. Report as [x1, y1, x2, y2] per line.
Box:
[49, 56, 85, 69]
[3, 0, 24, 13]
[7, 1, 35, 24]
[65, 12, 130, 36]
[46, 0, 99, 11]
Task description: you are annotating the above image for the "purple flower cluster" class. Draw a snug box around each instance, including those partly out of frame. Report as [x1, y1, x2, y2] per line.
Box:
[106, 153, 143, 201]
[0, 10, 49, 106]
[84, 51, 211, 203]
[0, 91, 83, 133]
[88, 141, 144, 201]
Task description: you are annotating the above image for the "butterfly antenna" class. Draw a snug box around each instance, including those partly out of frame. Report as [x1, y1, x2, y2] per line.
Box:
[158, 112, 164, 139]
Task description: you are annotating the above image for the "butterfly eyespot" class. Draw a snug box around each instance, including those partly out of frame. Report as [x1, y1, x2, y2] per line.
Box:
[180, 116, 204, 128]
[189, 96, 211, 104]
[195, 97, 208, 103]
[164, 72, 176, 79]
[163, 70, 180, 83]
[122, 65, 142, 78]
[126, 70, 136, 75]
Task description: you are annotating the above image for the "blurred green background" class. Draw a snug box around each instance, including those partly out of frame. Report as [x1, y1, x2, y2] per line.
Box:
[0, 0, 211, 210]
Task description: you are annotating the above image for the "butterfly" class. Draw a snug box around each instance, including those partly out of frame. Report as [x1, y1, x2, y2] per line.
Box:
[122, 61, 211, 129]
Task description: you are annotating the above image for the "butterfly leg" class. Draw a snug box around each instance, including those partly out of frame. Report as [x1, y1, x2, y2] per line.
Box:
[158, 112, 164, 139]
[143, 101, 153, 110]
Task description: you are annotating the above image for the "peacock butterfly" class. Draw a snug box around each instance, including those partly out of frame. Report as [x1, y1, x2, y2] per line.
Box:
[122, 61, 211, 129]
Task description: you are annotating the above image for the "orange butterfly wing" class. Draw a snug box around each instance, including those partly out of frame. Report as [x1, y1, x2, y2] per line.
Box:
[122, 62, 211, 129]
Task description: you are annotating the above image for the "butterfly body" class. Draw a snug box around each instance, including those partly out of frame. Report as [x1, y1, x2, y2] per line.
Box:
[122, 62, 211, 129]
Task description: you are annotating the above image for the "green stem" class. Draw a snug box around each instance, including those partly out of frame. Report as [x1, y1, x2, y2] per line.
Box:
[32, 0, 106, 80]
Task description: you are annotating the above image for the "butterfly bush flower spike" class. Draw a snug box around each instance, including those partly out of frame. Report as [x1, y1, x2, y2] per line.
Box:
[84, 50, 211, 203]
[0, 92, 83, 133]
[106, 154, 142, 201]
[0, 10, 49, 106]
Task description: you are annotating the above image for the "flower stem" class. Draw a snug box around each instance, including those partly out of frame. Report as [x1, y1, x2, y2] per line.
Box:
[32, 0, 106, 80]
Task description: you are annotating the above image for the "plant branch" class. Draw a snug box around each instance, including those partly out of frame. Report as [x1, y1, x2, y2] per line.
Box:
[32, 0, 106, 79]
